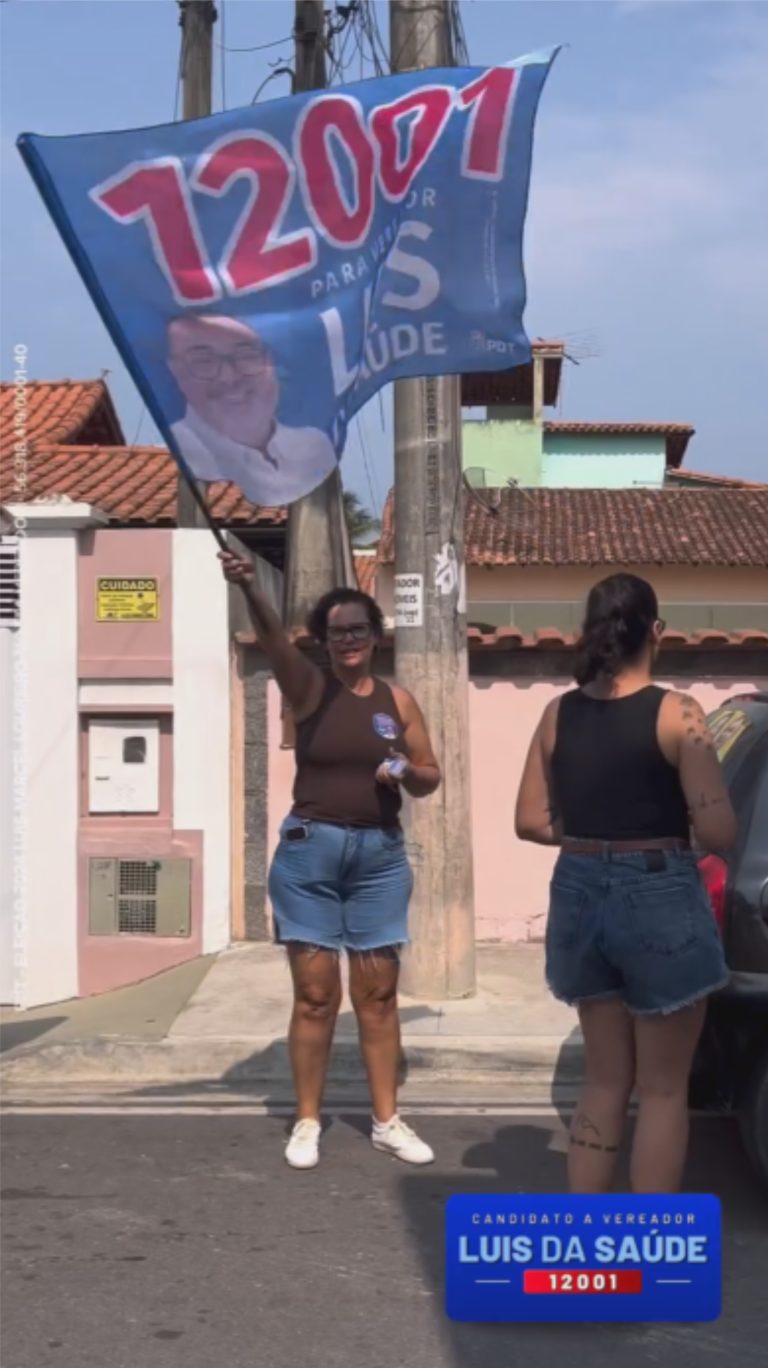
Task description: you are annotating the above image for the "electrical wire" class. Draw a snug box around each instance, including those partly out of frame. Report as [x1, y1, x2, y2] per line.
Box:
[173, 44, 183, 120]
[357, 1, 388, 77]
[217, 33, 295, 54]
[252, 65, 295, 104]
[219, 0, 227, 109]
[326, 0, 365, 85]
[131, 407, 146, 448]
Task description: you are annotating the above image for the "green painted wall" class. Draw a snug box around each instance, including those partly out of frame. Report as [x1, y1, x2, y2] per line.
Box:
[542, 433, 665, 488]
[462, 422, 667, 489]
[463, 411, 542, 488]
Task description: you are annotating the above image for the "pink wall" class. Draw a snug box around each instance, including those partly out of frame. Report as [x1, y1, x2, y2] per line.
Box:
[78, 528, 172, 678]
[266, 673, 765, 944]
[471, 675, 762, 942]
[76, 529, 206, 995]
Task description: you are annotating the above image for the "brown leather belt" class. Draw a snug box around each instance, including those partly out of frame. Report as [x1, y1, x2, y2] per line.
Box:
[561, 837, 691, 855]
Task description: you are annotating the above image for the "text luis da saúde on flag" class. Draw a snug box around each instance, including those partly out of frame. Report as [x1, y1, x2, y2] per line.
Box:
[17, 50, 557, 509]
[445, 1194, 722, 1323]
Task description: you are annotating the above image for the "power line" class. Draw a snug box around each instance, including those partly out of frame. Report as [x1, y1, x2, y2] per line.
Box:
[217, 33, 294, 54]
[252, 64, 295, 104]
[173, 15, 183, 118]
[219, 0, 227, 108]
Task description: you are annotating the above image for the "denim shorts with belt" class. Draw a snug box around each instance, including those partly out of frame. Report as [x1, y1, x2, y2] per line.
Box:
[268, 815, 413, 954]
[546, 846, 729, 1016]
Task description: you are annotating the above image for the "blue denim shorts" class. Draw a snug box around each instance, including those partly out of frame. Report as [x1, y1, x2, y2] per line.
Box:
[546, 851, 729, 1016]
[268, 816, 413, 954]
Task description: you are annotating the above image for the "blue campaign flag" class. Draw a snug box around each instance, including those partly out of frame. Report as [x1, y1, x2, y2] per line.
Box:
[17, 52, 557, 509]
[446, 1194, 722, 1323]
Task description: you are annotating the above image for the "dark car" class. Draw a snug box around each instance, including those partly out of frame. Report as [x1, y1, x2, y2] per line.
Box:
[690, 693, 768, 1186]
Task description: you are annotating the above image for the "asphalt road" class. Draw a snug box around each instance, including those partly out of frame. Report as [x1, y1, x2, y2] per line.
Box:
[2, 1111, 767, 1368]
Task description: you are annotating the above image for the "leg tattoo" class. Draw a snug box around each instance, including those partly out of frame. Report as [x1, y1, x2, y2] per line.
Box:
[570, 1112, 619, 1154]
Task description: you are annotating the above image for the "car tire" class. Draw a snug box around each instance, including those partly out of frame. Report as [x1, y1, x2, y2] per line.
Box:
[738, 1046, 768, 1192]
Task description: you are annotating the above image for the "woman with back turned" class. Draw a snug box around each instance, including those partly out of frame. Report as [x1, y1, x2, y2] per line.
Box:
[515, 573, 737, 1194]
[220, 549, 441, 1171]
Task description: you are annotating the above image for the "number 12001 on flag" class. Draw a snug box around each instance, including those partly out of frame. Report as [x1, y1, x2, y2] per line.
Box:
[524, 1271, 643, 1295]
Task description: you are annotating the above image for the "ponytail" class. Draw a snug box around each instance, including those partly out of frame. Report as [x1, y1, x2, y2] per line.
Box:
[573, 574, 659, 686]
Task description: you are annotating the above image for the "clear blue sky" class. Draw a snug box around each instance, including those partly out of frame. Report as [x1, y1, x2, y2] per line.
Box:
[2, 1, 767, 511]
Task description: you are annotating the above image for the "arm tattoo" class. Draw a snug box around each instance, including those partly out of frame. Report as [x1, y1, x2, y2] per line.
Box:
[680, 698, 714, 749]
[695, 791, 724, 810]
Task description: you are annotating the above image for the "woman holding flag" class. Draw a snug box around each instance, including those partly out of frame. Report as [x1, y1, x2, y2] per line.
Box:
[220, 549, 441, 1170]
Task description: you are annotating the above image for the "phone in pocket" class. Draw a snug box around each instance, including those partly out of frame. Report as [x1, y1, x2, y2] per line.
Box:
[285, 825, 309, 842]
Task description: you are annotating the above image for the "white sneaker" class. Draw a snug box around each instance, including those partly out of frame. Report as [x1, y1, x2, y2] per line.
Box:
[371, 1114, 434, 1165]
[285, 1118, 321, 1169]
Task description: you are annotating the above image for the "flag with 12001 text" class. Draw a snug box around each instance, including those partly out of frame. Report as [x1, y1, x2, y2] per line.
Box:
[18, 49, 558, 508]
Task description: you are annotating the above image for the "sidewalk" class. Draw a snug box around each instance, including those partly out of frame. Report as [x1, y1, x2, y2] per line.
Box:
[0, 944, 583, 1099]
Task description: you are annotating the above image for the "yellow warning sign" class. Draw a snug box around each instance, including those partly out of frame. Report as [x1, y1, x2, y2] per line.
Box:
[96, 577, 159, 622]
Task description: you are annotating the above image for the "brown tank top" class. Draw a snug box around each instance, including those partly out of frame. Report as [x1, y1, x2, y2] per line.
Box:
[291, 674, 404, 828]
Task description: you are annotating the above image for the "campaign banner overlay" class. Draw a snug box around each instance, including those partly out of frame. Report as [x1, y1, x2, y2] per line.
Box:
[18, 51, 557, 507]
[445, 1194, 722, 1324]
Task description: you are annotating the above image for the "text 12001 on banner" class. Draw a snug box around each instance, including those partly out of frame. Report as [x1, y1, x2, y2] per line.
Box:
[394, 574, 424, 628]
[445, 1193, 722, 1324]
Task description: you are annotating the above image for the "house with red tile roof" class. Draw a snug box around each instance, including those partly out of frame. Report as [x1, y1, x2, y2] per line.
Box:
[462, 342, 695, 490]
[3, 378, 767, 961]
[372, 484, 768, 648]
[3, 373, 764, 608]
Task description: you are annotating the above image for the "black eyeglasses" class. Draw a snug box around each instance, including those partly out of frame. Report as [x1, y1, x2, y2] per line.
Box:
[327, 624, 372, 643]
[177, 344, 270, 381]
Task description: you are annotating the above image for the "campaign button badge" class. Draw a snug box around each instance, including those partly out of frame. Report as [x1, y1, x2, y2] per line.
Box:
[373, 713, 399, 740]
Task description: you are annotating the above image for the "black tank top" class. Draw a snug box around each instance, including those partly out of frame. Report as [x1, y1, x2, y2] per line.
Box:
[550, 685, 690, 842]
[291, 674, 404, 829]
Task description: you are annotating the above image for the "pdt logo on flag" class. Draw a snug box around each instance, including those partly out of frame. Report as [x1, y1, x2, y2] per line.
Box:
[445, 1194, 722, 1323]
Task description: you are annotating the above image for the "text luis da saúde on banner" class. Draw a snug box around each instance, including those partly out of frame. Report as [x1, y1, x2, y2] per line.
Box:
[445, 1194, 722, 1324]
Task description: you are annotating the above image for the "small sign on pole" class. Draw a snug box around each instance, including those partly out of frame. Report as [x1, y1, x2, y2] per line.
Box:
[394, 573, 424, 628]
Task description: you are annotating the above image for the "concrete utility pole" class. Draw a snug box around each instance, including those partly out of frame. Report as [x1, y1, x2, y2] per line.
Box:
[176, 0, 216, 529]
[390, 0, 476, 999]
[283, 1, 355, 634]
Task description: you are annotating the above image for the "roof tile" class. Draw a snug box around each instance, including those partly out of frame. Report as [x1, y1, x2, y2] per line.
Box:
[1, 442, 286, 527]
[378, 486, 768, 568]
[0, 381, 286, 527]
[235, 625, 768, 653]
[354, 551, 377, 595]
[0, 379, 124, 456]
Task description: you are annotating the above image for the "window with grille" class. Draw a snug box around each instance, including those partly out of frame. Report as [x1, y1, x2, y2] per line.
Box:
[0, 537, 20, 625]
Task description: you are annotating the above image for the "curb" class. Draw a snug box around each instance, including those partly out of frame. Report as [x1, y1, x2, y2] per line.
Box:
[0, 1034, 584, 1087]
